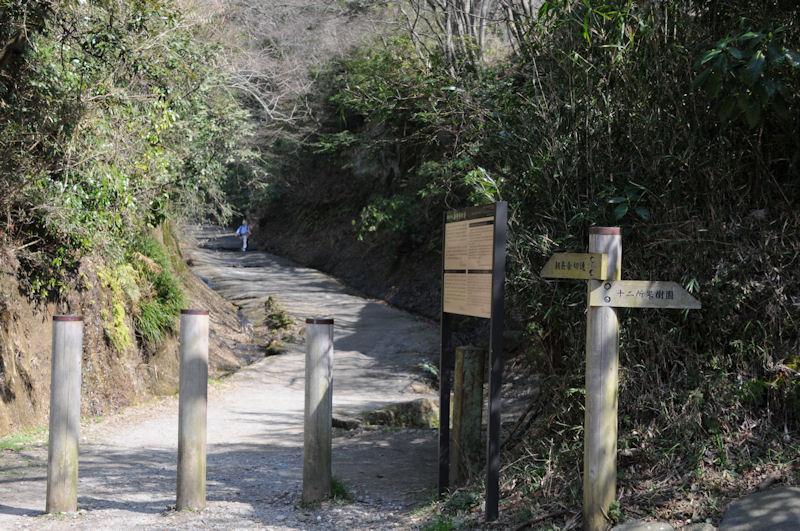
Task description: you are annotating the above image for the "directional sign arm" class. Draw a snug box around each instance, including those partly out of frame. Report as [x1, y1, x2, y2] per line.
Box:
[589, 280, 701, 309]
[540, 253, 608, 280]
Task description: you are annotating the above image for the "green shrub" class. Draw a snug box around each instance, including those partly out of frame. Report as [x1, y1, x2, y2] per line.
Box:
[331, 475, 353, 503]
[1, 0, 252, 300]
[129, 235, 185, 350]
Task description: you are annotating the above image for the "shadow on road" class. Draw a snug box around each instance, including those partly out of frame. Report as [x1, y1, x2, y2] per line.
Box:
[0, 425, 434, 520]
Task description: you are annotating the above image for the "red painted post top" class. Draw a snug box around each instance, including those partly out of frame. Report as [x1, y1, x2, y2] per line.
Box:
[181, 309, 209, 315]
[53, 315, 83, 321]
[306, 318, 334, 325]
[589, 227, 621, 235]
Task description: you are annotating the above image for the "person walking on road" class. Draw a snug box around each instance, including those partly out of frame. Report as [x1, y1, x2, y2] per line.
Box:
[235, 219, 252, 252]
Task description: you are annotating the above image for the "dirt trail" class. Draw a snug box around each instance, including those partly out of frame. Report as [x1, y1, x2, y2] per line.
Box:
[0, 226, 440, 529]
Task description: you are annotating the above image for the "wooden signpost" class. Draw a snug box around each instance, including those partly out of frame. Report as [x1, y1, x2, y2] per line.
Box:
[439, 202, 507, 522]
[541, 227, 700, 530]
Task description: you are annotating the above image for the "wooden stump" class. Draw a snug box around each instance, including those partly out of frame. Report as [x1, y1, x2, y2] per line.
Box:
[450, 346, 485, 486]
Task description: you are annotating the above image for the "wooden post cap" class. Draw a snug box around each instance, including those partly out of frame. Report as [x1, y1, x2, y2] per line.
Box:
[53, 315, 83, 321]
[181, 309, 209, 315]
[306, 318, 334, 325]
[589, 227, 621, 235]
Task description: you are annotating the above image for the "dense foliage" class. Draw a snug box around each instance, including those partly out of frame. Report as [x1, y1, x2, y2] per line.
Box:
[1, 0, 252, 299]
[256, 0, 800, 523]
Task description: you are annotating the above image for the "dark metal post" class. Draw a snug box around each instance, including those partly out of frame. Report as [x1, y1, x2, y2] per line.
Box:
[486, 201, 507, 522]
[438, 208, 454, 496]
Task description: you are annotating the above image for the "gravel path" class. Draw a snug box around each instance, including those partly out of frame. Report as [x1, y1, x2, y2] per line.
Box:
[0, 226, 440, 529]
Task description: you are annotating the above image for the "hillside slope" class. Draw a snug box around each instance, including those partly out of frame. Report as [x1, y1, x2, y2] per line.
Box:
[0, 225, 253, 437]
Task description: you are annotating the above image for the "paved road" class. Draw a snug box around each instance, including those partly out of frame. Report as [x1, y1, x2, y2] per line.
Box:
[0, 226, 439, 529]
[188, 226, 439, 417]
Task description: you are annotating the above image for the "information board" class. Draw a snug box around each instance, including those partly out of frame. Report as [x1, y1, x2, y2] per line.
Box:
[443, 272, 492, 318]
[439, 202, 507, 523]
[442, 205, 498, 318]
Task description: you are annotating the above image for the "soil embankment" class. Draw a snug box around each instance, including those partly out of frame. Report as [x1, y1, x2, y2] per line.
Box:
[0, 226, 250, 437]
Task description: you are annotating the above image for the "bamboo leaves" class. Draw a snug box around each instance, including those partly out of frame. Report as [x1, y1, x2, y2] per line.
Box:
[694, 27, 799, 128]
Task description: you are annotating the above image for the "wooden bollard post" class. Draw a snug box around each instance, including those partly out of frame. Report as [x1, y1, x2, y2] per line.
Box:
[451, 346, 485, 486]
[176, 309, 209, 511]
[46, 315, 83, 514]
[303, 318, 334, 505]
[583, 227, 622, 529]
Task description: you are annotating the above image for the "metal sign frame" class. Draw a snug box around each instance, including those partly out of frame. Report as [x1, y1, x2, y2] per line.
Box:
[438, 201, 507, 522]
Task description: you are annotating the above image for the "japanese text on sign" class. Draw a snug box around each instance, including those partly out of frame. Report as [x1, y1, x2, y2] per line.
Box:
[616, 288, 674, 300]
[443, 272, 492, 318]
[444, 217, 495, 271]
[556, 260, 586, 272]
[443, 207, 498, 318]
[588, 280, 701, 309]
[540, 253, 608, 280]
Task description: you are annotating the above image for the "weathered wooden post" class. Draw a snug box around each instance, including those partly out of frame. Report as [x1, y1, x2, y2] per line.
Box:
[541, 227, 700, 529]
[450, 346, 485, 486]
[46, 315, 83, 514]
[303, 318, 334, 505]
[176, 309, 209, 511]
[583, 227, 622, 529]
